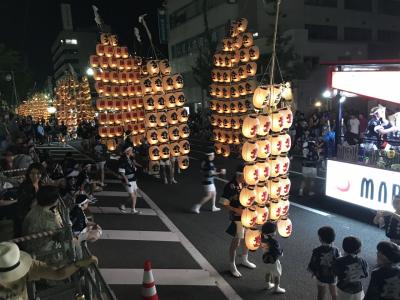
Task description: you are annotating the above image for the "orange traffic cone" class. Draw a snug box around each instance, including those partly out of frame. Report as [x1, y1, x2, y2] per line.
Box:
[141, 260, 158, 300]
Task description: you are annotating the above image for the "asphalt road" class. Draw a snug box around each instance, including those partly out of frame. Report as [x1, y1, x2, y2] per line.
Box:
[45, 141, 389, 300]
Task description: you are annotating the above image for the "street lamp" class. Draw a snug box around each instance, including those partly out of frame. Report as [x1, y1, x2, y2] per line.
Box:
[322, 90, 332, 98]
[86, 67, 94, 76]
[339, 95, 346, 103]
[314, 101, 322, 107]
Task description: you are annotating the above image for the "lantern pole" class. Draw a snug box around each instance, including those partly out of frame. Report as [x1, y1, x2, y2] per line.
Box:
[269, 0, 282, 86]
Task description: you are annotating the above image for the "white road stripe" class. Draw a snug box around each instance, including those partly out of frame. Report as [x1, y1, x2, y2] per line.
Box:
[94, 191, 128, 197]
[100, 269, 216, 286]
[139, 189, 242, 300]
[291, 203, 331, 217]
[90, 206, 157, 216]
[101, 230, 179, 242]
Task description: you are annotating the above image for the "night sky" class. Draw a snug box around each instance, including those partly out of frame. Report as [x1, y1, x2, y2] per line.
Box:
[0, 0, 165, 86]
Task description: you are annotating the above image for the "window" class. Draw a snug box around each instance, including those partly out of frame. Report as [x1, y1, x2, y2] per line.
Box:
[304, 56, 320, 68]
[378, 30, 400, 42]
[65, 39, 78, 45]
[378, 0, 400, 16]
[344, 0, 372, 11]
[304, 0, 337, 8]
[344, 27, 372, 41]
[305, 24, 337, 40]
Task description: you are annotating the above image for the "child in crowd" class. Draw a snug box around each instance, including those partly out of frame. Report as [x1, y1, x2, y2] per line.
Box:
[308, 226, 340, 300]
[334, 236, 368, 300]
[261, 221, 285, 294]
[374, 196, 400, 246]
[364, 241, 400, 299]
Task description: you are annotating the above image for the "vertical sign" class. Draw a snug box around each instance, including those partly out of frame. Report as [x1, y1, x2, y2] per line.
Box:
[158, 8, 168, 44]
[61, 3, 73, 30]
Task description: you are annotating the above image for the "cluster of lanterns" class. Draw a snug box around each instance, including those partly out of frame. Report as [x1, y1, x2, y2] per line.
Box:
[17, 93, 51, 121]
[91, 33, 146, 151]
[209, 18, 259, 157]
[76, 76, 95, 122]
[141, 59, 190, 171]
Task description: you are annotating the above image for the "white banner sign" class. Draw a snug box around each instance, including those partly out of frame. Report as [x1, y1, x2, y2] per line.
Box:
[326, 160, 398, 211]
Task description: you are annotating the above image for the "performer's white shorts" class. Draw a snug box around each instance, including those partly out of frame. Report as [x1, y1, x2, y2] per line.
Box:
[337, 288, 364, 300]
[125, 181, 138, 194]
[264, 259, 282, 278]
[203, 183, 216, 193]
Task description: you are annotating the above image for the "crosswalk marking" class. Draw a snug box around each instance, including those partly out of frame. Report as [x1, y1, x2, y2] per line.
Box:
[101, 230, 180, 242]
[90, 206, 157, 216]
[94, 191, 129, 197]
[100, 269, 216, 286]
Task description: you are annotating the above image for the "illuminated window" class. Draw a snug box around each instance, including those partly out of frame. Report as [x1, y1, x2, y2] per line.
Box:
[65, 39, 78, 45]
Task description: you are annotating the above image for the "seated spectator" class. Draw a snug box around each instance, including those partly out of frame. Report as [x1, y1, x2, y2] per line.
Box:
[76, 162, 100, 203]
[0, 241, 97, 300]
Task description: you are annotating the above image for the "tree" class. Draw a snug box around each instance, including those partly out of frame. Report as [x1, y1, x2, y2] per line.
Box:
[191, 0, 218, 125]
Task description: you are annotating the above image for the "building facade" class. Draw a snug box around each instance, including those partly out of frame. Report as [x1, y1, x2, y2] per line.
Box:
[166, 0, 400, 112]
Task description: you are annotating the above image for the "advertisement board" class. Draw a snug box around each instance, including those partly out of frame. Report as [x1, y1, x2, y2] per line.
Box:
[326, 160, 398, 211]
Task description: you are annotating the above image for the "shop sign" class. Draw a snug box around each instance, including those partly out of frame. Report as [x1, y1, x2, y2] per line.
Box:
[326, 160, 397, 211]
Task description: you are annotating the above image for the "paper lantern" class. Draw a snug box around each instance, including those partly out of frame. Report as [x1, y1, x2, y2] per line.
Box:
[154, 95, 165, 110]
[144, 95, 156, 111]
[242, 115, 259, 138]
[167, 110, 179, 125]
[246, 62, 257, 77]
[166, 93, 177, 108]
[244, 163, 259, 185]
[127, 85, 135, 96]
[177, 108, 189, 123]
[245, 228, 262, 251]
[221, 144, 230, 157]
[230, 85, 240, 98]
[115, 112, 123, 124]
[213, 143, 222, 155]
[159, 59, 171, 75]
[268, 85, 282, 107]
[149, 145, 160, 161]
[268, 178, 281, 200]
[157, 128, 169, 143]
[269, 156, 281, 178]
[170, 142, 181, 157]
[280, 132, 291, 154]
[117, 59, 126, 70]
[255, 182, 269, 205]
[121, 46, 129, 58]
[136, 85, 143, 97]
[142, 78, 153, 94]
[147, 60, 160, 76]
[271, 110, 284, 133]
[99, 127, 107, 138]
[179, 123, 190, 139]
[231, 51, 240, 65]
[108, 57, 118, 69]
[241, 208, 258, 228]
[231, 68, 240, 82]
[256, 159, 270, 182]
[222, 70, 231, 83]
[232, 132, 241, 144]
[119, 72, 128, 84]
[179, 140, 190, 155]
[244, 80, 257, 94]
[121, 99, 130, 110]
[239, 186, 257, 207]
[253, 86, 269, 109]
[172, 74, 184, 90]
[269, 134, 282, 156]
[157, 111, 168, 127]
[176, 92, 186, 107]
[111, 85, 121, 97]
[277, 216, 292, 238]
[256, 206, 269, 227]
[100, 56, 109, 69]
[101, 71, 111, 83]
[257, 114, 272, 136]
[113, 46, 122, 58]
[137, 98, 144, 108]
[242, 32, 254, 47]
[229, 22, 239, 37]
[216, 102, 223, 114]
[106, 139, 116, 151]
[178, 156, 189, 170]
[141, 65, 149, 76]
[139, 122, 146, 133]
[100, 33, 109, 45]
[151, 76, 164, 93]
[229, 116, 239, 130]
[149, 161, 160, 173]
[90, 55, 100, 68]
[159, 144, 170, 159]
[242, 141, 258, 162]
[98, 113, 108, 125]
[281, 82, 293, 102]
[120, 85, 129, 96]
[96, 99, 106, 111]
[223, 117, 231, 129]
[239, 48, 250, 63]
[145, 113, 158, 128]
[220, 86, 229, 99]
[237, 18, 248, 32]
[96, 44, 105, 56]
[107, 126, 116, 137]
[115, 126, 124, 137]
[249, 46, 260, 61]
[222, 38, 233, 51]
[281, 108, 293, 130]
[213, 54, 220, 67]
[280, 176, 291, 196]
[125, 58, 134, 70]
[269, 200, 282, 221]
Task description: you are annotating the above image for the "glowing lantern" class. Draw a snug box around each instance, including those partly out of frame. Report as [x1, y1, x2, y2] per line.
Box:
[239, 186, 257, 207]
[257, 114, 272, 136]
[281, 108, 293, 130]
[269, 156, 281, 178]
[90, 55, 100, 68]
[280, 196, 290, 216]
[221, 144, 230, 157]
[142, 78, 153, 94]
[157, 111, 168, 127]
[269, 134, 282, 156]
[139, 122, 146, 133]
[99, 127, 108, 138]
[151, 76, 164, 93]
[141, 65, 149, 76]
[242, 115, 259, 138]
[232, 132, 240, 144]
[155, 95, 166, 110]
[107, 112, 116, 124]
[149, 145, 160, 161]
[122, 99, 130, 110]
[268, 178, 281, 200]
[268, 85, 282, 107]
[159, 144, 171, 159]
[117, 59, 125, 70]
[241, 32, 254, 47]
[96, 44, 105, 56]
[125, 58, 134, 70]
[120, 85, 128, 97]
[136, 86, 143, 97]
[244, 163, 259, 185]
[221, 86, 230, 99]
[172, 74, 184, 90]
[255, 182, 269, 205]
[100, 34, 109, 45]
[166, 93, 177, 108]
[271, 110, 285, 133]
[232, 34, 243, 49]
[237, 18, 248, 32]
[245, 229, 261, 251]
[167, 110, 179, 125]
[242, 141, 258, 162]
[179, 124, 190, 139]
[280, 176, 291, 196]
[145, 113, 158, 128]
[113, 46, 122, 58]
[96, 99, 106, 111]
[230, 85, 239, 98]
[230, 101, 239, 114]
[147, 60, 160, 76]
[245, 80, 257, 94]
[280, 132, 291, 153]
[157, 128, 169, 143]
[281, 82, 293, 102]
[100, 56, 109, 69]
[269, 200, 282, 221]
[106, 139, 116, 151]
[144, 95, 155, 111]
[116, 126, 124, 137]
[107, 126, 116, 138]
[177, 108, 189, 123]
[149, 161, 160, 173]
[128, 85, 136, 96]
[223, 117, 231, 129]
[213, 54, 221, 67]
[160, 59, 171, 75]
[231, 51, 240, 65]
[179, 140, 190, 155]
[277, 216, 292, 238]
[249, 46, 260, 61]
[111, 85, 120, 97]
[119, 72, 127, 84]
[256, 205, 269, 225]
[170, 142, 181, 157]
[102, 71, 111, 83]
[99, 113, 108, 125]
[241, 208, 258, 228]
[178, 156, 189, 170]
[231, 68, 240, 82]
[256, 160, 270, 182]
[214, 143, 222, 155]
[176, 92, 186, 106]
[245, 62, 257, 77]
[239, 48, 250, 63]
[222, 38, 233, 51]
[253, 86, 269, 109]
[115, 112, 123, 124]
[109, 57, 118, 69]
[222, 70, 231, 83]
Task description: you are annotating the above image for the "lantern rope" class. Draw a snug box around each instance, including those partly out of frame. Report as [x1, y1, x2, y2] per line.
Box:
[269, 0, 281, 86]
